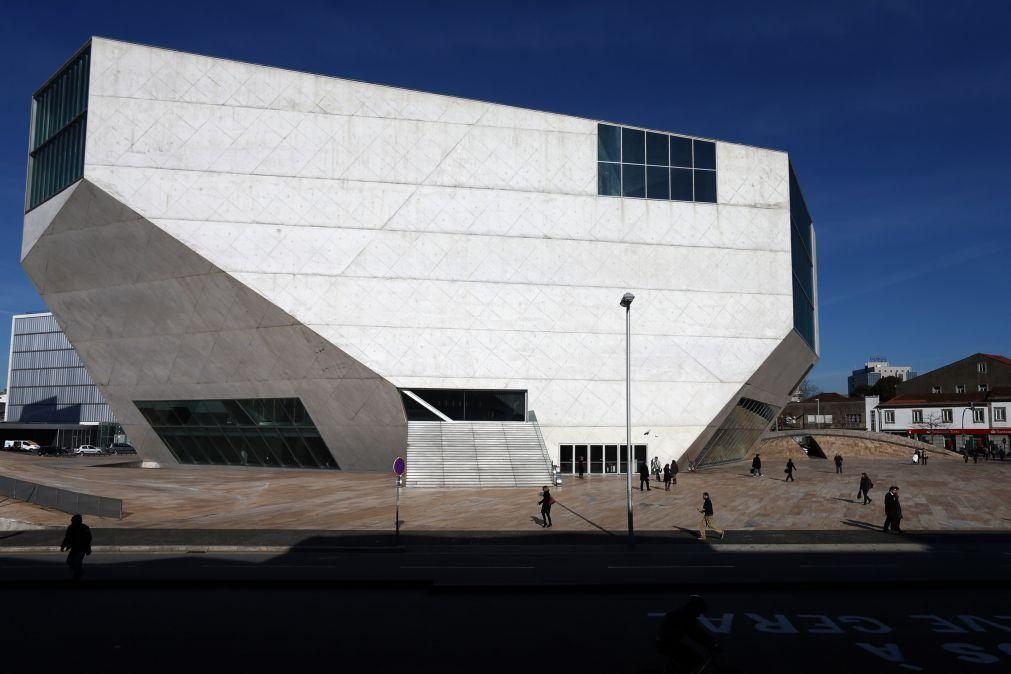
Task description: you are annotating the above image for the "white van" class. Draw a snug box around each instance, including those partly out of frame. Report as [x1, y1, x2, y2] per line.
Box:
[3, 440, 41, 452]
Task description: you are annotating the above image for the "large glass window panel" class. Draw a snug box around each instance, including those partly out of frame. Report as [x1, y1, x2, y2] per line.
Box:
[635, 445, 647, 465]
[598, 124, 621, 162]
[133, 398, 337, 469]
[670, 136, 693, 168]
[574, 445, 588, 473]
[694, 170, 717, 203]
[207, 433, 240, 465]
[27, 46, 90, 211]
[401, 393, 443, 421]
[605, 445, 618, 473]
[280, 430, 315, 468]
[622, 164, 645, 198]
[590, 444, 603, 474]
[465, 391, 525, 421]
[646, 165, 670, 200]
[263, 429, 298, 467]
[303, 435, 337, 469]
[693, 140, 716, 169]
[671, 168, 693, 201]
[559, 445, 573, 474]
[598, 162, 621, 196]
[646, 132, 668, 165]
[622, 128, 645, 164]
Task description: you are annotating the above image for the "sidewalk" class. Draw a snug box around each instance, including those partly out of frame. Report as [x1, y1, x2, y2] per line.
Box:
[4, 526, 1011, 554]
[3, 452, 1010, 532]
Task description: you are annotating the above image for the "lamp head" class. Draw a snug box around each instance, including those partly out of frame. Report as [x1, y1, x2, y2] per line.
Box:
[620, 292, 635, 308]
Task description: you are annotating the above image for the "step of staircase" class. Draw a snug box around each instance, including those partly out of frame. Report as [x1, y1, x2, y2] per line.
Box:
[405, 421, 555, 488]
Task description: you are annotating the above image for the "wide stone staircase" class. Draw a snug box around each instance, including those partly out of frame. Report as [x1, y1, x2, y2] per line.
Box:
[405, 421, 555, 488]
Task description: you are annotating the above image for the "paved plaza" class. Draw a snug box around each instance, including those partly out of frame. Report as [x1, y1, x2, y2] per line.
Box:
[2, 445, 1008, 533]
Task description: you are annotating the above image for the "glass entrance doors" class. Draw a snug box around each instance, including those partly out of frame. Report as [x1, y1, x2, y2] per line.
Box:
[559, 444, 647, 475]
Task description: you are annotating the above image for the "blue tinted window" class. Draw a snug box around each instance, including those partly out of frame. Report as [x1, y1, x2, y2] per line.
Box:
[598, 162, 621, 196]
[622, 164, 645, 198]
[693, 140, 716, 169]
[694, 170, 717, 203]
[598, 124, 621, 162]
[670, 136, 693, 168]
[622, 128, 645, 164]
[646, 166, 670, 200]
[646, 132, 668, 165]
[671, 168, 693, 201]
[597, 125, 719, 203]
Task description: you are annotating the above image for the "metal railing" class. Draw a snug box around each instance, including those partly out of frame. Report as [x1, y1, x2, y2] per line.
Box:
[527, 411, 558, 484]
[0, 474, 122, 519]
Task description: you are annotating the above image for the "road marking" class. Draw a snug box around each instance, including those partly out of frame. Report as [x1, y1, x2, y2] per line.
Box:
[608, 565, 734, 569]
[799, 564, 897, 568]
[401, 565, 535, 570]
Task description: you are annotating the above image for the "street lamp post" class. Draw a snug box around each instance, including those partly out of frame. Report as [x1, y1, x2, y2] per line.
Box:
[815, 398, 821, 429]
[620, 292, 635, 548]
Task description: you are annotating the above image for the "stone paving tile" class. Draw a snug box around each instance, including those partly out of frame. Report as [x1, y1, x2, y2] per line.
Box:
[1, 452, 1009, 532]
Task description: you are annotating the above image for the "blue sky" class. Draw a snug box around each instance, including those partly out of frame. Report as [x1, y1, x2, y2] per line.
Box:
[1, 0, 1009, 393]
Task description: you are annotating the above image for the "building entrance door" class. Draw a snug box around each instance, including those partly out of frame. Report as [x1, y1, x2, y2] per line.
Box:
[559, 444, 647, 475]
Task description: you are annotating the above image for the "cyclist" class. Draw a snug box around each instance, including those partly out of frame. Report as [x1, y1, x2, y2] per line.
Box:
[656, 595, 718, 674]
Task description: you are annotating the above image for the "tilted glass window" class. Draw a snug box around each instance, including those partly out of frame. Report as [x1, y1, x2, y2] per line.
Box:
[693, 397, 779, 467]
[597, 123, 717, 203]
[789, 164, 817, 350]
[26, 45, 90, 212]
[134, 398, 338, 469]
[400, 389, 526, 422]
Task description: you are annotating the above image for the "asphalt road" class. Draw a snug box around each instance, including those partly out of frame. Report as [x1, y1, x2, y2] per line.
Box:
[3, 582, 1010, 673]
[2, 538, 1010, 586]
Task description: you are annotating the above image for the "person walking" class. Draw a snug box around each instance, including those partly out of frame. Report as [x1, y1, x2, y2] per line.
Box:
[538, 486, 554, 528]
[663, 463, 672, 491]
[882, 485, 903, 533]
[670, 458, 679, 485]
[857, 472, 874, 505]
[751, 453, 762, 477]
[639, 461, 651, 491]
[698, 492, 725, 540]
[60, 513, 92, 581]
[576, 455, 585, 479]
[834, 454, 844, 474]
[784, 458, 796, 482]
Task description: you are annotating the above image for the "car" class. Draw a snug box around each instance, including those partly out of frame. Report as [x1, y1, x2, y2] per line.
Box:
[73, 445, 105, 455]
[3, 440, 41, 453]
[106, 443, 137, 455]
[37, 445, 69, 457]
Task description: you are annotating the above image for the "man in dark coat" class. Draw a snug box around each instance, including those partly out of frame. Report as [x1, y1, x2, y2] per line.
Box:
[538, 486, 554, 528]
[751, 453, 762, 477]
[784, 458, 796, 482]
[638, 461, 651, 491]
[882, 486, 903, 533]
[857, 473, 873, 505]
[670, 458, 679, 485]
[834, 454, 844, 473]
[60, 514, 92, 580]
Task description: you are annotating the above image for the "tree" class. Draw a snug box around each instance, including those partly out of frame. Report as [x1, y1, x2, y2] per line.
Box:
[851, 376, 903, 402]
[795, 378, 820, 401]
[871, 376, 903, 402]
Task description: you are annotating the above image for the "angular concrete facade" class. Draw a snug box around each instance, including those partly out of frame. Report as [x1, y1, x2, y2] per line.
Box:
[22, 38, 818, 471]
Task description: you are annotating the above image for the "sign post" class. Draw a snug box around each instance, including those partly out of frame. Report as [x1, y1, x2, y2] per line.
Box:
[393, 456, 405, 545]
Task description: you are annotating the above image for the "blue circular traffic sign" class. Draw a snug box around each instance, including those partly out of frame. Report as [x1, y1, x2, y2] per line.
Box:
[393, 456, 406, 476]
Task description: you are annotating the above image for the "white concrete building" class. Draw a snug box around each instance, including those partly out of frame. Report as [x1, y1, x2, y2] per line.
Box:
[876, 391, 1011, 452]
[21, 38, 818, 478]
[848, 357, 916, 395]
